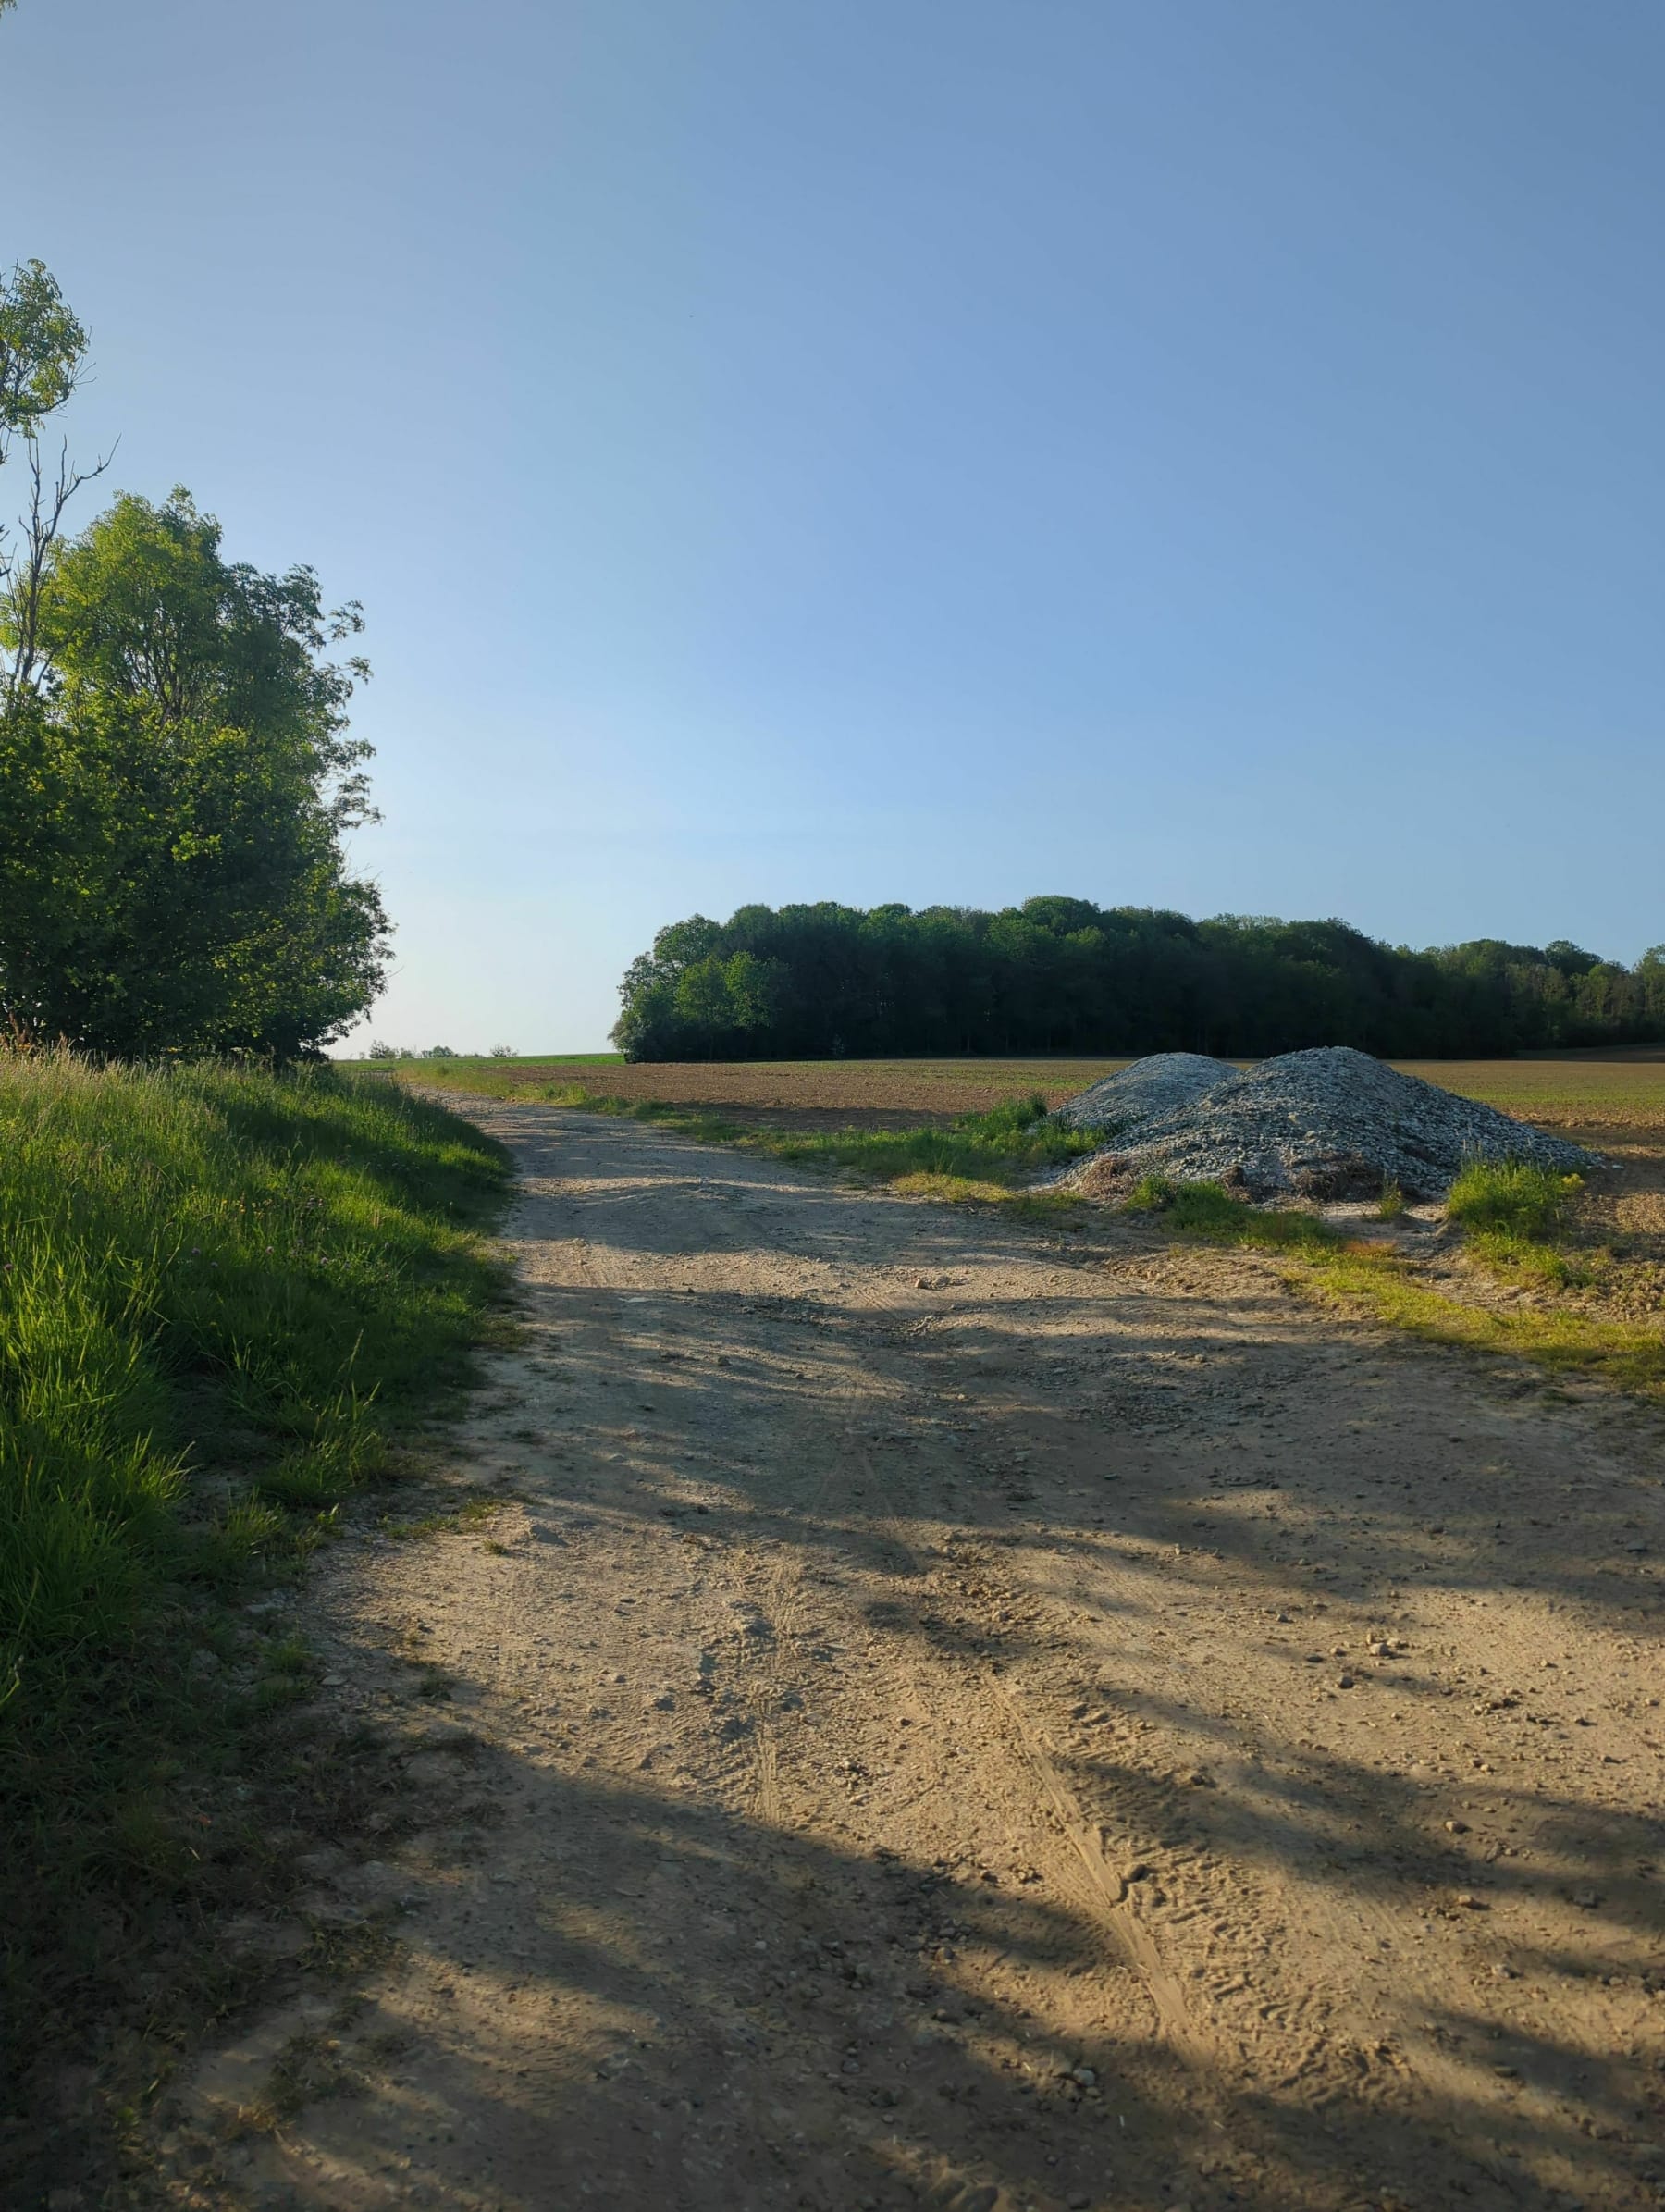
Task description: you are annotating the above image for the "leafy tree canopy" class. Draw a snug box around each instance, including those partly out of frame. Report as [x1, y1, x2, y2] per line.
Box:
[0, 260, 85, 454]
[612, 898, 1665, 1063]
[0, 490, 388, 1057]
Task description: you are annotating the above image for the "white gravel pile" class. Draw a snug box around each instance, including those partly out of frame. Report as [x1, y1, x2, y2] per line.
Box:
[1060, 1045, 1597, 1201]
[1052, 1052, 1240, 1131]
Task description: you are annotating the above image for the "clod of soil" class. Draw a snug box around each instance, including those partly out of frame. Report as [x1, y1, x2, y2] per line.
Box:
[1060, 1044, 1597, 1199]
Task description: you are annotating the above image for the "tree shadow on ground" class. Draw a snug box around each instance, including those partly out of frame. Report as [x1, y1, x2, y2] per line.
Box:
[195, 1101, 1663, 2211]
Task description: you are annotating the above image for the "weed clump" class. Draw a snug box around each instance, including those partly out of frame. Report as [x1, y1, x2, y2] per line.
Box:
[1447, 1159, 1581, 1240]
[1124, 1174, 1335, 1250]
[1445, 1158, 1588, 1287]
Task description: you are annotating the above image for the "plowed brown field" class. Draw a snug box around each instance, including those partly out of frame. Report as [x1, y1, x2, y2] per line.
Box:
[409, 1053, 1665, 1131]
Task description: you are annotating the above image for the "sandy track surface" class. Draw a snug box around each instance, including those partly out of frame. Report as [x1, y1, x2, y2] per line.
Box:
[166, 1104, 1665, 2212]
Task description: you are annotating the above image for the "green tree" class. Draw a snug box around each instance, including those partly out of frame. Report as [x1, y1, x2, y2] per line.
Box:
[673, 957, 737, 1044]
[722, 950, 786, 1033]
[0, 259, 85, 446]
[0, 490, 388, 1056]
[1, 259, 105, 701]
[612, 899, 1665, 1062]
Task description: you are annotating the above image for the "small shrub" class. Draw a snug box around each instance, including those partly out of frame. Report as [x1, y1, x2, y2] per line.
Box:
[974, 1092, 1050, 1138]
[1377, 1180, 1406, 1220]
[1445, 1159, 1590, 1289]
[1126, 1173, 1179, 1212]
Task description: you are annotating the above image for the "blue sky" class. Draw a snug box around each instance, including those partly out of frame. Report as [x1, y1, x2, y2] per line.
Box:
[5, 0, 1662, 1050]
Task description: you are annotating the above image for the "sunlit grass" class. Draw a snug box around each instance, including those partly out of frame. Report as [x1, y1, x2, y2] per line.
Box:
[487, 1084, 1101, 1198]
[1125, 1171, 1665, 1398]
[0, 1051, 508, 2115]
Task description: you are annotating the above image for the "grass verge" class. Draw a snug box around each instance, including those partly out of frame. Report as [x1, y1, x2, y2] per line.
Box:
[0, 1052, 509, 2187]
[452, 1082, 1104, 1205]
[1127, 1172, 1665, 1397]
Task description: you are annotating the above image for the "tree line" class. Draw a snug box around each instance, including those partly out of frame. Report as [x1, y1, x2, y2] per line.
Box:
[1, 246, 386, 1057]
[613, 898, 1665, 1063]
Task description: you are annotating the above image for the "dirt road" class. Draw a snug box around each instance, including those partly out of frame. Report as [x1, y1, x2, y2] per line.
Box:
[167, 1102, 1665, 2212]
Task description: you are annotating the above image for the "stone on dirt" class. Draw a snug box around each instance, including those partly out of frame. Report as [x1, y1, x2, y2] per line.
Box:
[1051, 1052, 1240, 1131]
[1057, 1044, 1596, 1200]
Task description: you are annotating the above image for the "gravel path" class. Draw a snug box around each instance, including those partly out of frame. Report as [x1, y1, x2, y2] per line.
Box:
[160, 1103, 1664, 2212]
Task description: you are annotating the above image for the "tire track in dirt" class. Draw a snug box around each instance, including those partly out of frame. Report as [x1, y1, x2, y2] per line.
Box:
[854, 1426, 1215, 2081]
[980, 1672, 1212, 2074]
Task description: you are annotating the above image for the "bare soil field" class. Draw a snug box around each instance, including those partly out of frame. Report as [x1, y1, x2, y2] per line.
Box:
[457, 1057, 1134, 1121]
[152, 1098, 1665, 2212]
[1401, 1060, 1665, 1134]
[421, 1054, 1665, 1133]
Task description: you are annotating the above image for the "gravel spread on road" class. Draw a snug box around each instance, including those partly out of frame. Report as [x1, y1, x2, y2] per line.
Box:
[1051, 1051, 1240, 1131]
[1060, 1044, 1597, 1199]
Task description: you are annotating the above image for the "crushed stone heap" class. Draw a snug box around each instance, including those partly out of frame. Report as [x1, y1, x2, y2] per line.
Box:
[1051, 1052, 1240, 1131]
[1059, 1045, 1597, 1201]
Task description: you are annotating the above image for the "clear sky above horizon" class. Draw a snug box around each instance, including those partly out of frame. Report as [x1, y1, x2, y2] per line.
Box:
[5, 0, 1662, 1051]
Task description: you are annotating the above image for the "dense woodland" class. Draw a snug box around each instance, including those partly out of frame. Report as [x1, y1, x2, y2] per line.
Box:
[614, 899, 1665, 1063]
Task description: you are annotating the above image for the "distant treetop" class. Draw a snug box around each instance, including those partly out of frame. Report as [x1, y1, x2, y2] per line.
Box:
[611, 897, 1664, 1063]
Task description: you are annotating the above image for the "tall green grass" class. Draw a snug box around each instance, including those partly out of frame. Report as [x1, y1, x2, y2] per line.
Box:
[1123, 1173, 1338, 1249]
[1446, 1158, 1585, 1284]
[0, 1052, 507, 2146]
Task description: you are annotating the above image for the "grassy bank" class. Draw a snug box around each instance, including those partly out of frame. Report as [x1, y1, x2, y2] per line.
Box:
[1127, 1169, 1665, 1398]
[0, 1053, 508, 2177]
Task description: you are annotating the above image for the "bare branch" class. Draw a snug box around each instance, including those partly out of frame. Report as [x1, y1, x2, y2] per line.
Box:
[2, 430, 113, 702]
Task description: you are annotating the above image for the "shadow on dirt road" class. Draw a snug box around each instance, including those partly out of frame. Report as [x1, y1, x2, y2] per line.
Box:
[155, 1103, 1665, 2212]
